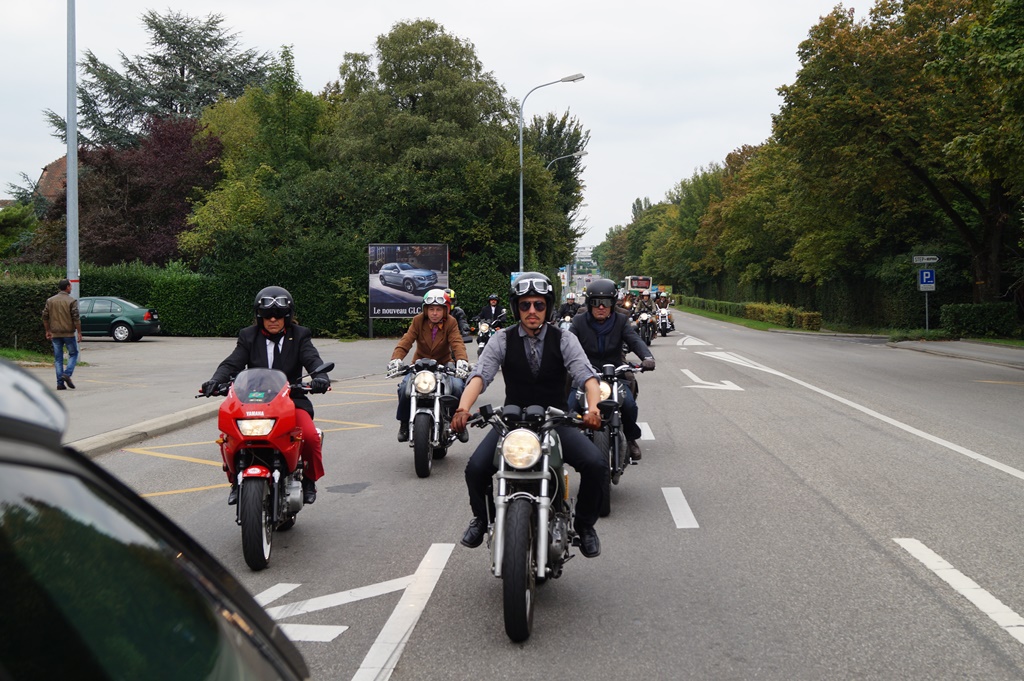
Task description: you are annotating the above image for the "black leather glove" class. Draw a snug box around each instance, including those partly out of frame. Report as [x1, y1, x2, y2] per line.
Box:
[201, 379, 221, 397]
[310, 377, 331, 394]
[641, 357, 656, 371]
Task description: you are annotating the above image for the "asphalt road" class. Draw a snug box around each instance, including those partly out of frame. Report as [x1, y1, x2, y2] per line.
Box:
[31, 320, 1024, 680]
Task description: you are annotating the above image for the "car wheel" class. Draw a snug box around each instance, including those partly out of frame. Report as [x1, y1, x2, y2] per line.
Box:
[380, 275, 387, 286]
[403, 279, 416, 293]
[112, 322, 134, 342]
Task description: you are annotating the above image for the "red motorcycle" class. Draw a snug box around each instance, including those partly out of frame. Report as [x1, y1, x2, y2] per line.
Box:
[201, 362, 333, 570]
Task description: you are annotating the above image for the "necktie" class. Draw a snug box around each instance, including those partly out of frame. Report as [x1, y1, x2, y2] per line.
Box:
[528, 337, 541, 375]
[272, 338, 281, 369]
[431, 325, 438, 342]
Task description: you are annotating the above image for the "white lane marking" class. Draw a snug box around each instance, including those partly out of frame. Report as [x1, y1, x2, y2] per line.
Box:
[681, 369, 743, 391]
[639, 422, 655, 440]
[254, 582, 301, 607]
[279, 623, 349, 642]
[662, 487, 699, 529]
[677, 335, 712, 347]
[895, 538, 1024, 646]
[353, 543, 455, 681]
[701, 351, 1024, 483]
[265, 576, 413, 619]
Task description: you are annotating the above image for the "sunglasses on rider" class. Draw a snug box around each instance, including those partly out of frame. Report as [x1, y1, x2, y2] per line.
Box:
[258, 295, 290, 309]
[589, 298, 614, 309]
[517, 300, 547, 312]
[511, 278, 552, 296]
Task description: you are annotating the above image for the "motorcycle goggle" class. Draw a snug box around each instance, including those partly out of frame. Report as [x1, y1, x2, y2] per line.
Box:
[423, 293, 448, 306]
[589, 297, 614, 309]
[258, 295, 291, 309]
[511, 278, 551, 296]
[258, 308, 287, 319]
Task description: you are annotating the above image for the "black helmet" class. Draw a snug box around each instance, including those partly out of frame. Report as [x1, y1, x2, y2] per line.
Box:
[509, 272, 554, 323]
[254, 285, 294, 324]
[487, 293, 498, 302]
[586, 278, 618, 309]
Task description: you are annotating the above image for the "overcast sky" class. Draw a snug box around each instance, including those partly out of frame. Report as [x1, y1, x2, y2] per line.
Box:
[2, 1, 856, 246]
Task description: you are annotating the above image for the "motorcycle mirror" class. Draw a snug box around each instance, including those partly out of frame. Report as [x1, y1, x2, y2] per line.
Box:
[311, 362, 334, 375]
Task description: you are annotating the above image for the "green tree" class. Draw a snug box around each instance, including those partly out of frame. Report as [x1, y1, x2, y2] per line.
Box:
[46, 10, 271, 147]
[775, 0, 1021, 303]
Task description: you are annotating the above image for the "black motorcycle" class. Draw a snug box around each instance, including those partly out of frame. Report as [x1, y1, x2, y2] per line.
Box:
[471, 311, 506, 358]
[574, 362, 646, 517]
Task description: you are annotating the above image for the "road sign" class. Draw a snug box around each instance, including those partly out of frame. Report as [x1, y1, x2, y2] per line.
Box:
[918, 268, 936, 291]
[913, 255, 940, 264]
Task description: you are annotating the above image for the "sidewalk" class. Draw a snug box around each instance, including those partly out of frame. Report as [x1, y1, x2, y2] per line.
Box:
[887, 339, 1024, 371]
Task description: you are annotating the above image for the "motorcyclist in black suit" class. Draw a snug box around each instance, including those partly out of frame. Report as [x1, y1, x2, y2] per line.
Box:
[557, 292, 582, 318]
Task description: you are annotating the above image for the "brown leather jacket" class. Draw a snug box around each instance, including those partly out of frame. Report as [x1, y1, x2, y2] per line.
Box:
[391, 313, 468, 364]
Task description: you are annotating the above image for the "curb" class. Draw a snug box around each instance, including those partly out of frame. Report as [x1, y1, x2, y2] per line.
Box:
[68, 399, 223, 458]
[886, 341, 1024, 371]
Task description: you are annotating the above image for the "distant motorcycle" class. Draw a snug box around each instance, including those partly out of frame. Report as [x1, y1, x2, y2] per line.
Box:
[557, 315, 573, 332]
[656, 308, 672, 336]
[472, 311, 506, 358]
[635, 311, 655, 345]
[393, 358, 462, 478]
[467, 404, 586, 642]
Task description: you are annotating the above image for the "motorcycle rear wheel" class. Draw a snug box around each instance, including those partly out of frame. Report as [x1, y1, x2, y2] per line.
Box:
[413, 412, 433, 478]
[592, 428, 612, 517]
[240, 479, 273, 571]
[503, 498, 536, 642]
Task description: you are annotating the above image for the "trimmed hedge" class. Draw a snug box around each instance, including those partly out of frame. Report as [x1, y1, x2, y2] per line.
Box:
[678, 295, 821, 330]
[940, 302, 1019, 338]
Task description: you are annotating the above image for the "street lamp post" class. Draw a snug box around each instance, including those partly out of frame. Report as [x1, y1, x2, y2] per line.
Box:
[545, 149, 588, 170]
[519, 72, 584, 273]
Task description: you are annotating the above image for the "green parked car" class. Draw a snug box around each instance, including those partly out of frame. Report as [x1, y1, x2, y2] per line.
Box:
[78, 296, 161, 342]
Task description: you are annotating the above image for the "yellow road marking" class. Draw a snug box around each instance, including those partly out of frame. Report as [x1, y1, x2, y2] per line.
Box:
[317, 419, 380, 431]
[319, 398, 396, 406]
[122, 447, 222, 466]
[141, 483, 229, 498]
[328, 390, 396, 397]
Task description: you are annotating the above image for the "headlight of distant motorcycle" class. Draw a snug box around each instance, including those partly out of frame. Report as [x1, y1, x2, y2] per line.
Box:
[413, 370, 437, 394]
[479, 322, 490, 334]
[236, 419, 276, 436]
[598, 380, 612, 402]
[502, 429, 542, 469]
[639, 312, 649, 322]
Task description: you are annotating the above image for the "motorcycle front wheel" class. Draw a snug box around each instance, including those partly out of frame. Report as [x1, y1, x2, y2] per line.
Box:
[240, 478, 273, 571]
[413, 412, 433, 478]
[503, 498, 536, 642]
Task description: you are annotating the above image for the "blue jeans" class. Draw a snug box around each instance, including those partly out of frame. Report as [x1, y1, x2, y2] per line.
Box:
[52, 336, 79, 386]
[568, 382, 642, 441]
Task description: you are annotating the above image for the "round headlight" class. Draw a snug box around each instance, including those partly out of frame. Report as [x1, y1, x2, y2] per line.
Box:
[479, 322, 490, 334]
[413, 370, 437, 394]
[598, 380, 612, 402]
[502, 429, 542, 469]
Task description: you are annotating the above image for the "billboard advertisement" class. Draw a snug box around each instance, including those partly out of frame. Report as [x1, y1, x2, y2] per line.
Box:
[368, 243, 449, 318]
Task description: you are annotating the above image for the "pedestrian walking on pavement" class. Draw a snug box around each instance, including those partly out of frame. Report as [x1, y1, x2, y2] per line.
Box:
[41, 279, 82, 391]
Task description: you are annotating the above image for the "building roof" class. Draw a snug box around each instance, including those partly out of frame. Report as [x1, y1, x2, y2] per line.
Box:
[36, 155, 67, 204]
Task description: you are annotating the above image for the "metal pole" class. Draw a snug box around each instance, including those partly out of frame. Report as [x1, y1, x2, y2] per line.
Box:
[518, 74, 583, 273]
[925, 292, 930, 331]
[66, 0, 80, 298]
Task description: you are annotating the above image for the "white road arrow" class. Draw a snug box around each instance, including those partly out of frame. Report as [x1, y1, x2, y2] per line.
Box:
[681, 369, 743, 391]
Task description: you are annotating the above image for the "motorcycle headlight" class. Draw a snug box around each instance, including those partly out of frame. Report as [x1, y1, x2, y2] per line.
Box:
[599, 380, 612, 402]
[479, 322, 490, 334]
[413, 370, 437, 394]
[639, 312, 649, 321]
[502, 429, 542, 469]
[236, 419, 276, 436]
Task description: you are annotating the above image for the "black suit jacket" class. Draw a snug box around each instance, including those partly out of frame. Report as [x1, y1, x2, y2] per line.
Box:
[211, 323, 327, 416]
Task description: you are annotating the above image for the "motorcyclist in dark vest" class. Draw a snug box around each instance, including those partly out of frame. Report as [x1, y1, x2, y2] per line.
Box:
[568, 278, 655, 460]
[451, 272, 605, 558]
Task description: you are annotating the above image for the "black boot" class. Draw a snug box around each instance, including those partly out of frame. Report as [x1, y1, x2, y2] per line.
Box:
[576, 525, 601, 558]
[302, 477, 317, 505]
[397, 422, 409, 442]
[460, 517, 487, 548]
[227, 484, 239, 505]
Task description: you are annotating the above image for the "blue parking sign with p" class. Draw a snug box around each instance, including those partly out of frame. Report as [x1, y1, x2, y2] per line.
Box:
[918, 269, 936, 291]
